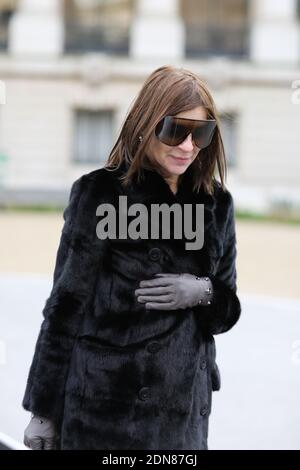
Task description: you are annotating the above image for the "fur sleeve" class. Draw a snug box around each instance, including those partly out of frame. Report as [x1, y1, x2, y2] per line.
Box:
[21, 175, 105, 428]
[195, 191, 242, 335]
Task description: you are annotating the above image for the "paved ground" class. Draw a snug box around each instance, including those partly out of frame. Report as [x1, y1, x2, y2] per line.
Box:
[0, 213, 300, 449]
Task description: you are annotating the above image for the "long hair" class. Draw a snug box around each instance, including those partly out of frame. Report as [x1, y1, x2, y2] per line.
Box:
[105, 65, 227, 195]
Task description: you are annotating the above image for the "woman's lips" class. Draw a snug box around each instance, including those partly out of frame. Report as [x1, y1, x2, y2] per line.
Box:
[168, 155, 191, 165]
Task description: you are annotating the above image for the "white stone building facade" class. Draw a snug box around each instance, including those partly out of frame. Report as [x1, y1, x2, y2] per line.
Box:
[0, 0, 299, 213]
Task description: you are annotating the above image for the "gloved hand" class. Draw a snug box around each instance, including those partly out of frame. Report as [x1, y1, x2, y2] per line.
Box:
[23, 414, 59, 450]
[134, 273, 214, 310]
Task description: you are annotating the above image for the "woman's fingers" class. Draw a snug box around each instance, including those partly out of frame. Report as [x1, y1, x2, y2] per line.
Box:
[135, 286, 172, 296]
[145, 301, 176, 310]
[137, 294, 173, 303]
[139, 277, 174, 288]
[29, 437, 44, 450]
[43, 439, 57, 450]
[136, 274, 180, 306]
[24, 416, 58, 451]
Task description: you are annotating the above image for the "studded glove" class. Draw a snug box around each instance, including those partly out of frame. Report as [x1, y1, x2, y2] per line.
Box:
[134, 273, 214, 310]
[23, 414, 59, 450]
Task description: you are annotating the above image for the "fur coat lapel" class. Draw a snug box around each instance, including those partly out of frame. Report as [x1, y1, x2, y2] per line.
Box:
[109, 159, 220, 275]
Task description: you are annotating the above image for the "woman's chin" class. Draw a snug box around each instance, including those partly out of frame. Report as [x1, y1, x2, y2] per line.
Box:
[165, 163, 189, 176]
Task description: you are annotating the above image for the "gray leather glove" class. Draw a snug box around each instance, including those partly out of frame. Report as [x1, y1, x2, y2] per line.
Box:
[23, 414, 59, 450]
[135, 273, 214, 310]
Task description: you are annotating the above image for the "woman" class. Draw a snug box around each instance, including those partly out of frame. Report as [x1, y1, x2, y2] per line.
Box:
[23, 65, 241, 450]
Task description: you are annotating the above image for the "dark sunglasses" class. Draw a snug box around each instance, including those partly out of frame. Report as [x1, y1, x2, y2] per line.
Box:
[155, 115, 216, 149]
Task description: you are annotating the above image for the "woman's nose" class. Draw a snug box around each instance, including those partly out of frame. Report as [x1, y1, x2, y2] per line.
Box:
[177, 133, 195, 151]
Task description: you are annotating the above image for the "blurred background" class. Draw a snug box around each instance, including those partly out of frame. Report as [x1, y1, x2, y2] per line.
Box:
[0, 0, 300, 450]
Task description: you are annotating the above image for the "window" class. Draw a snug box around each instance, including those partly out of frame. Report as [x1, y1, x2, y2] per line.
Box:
[0, 1, 17, 51]
[73, 109, 114, 165]
[63, 0, 134, 54]
[181, 0, 249, 58]
[219, 112, 238, 169]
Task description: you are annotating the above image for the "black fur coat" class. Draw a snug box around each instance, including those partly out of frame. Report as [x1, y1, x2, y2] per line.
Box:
[22, 160, 241, 450]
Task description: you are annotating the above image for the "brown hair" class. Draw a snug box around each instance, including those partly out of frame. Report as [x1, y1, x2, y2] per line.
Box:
[105, 65, 227, 195]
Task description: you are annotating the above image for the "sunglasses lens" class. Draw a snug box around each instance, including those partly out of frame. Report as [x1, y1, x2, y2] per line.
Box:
[155, 116, 216, 148]
[155, 117, 187, 146]
[193, 121, 216, 148]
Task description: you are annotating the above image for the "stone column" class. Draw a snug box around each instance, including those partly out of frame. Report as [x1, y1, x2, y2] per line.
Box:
[129, 0, 185, 60]
[250, 0, 300, 64]
[8, 0, 64, 56]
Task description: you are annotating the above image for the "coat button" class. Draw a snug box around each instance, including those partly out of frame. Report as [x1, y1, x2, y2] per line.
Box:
[146, 341, 161, 353]
[138, 387, 150, 401]
[200, 358, 207, 370]
[200, 405, 208, 416]
[148, 247, 161, 261]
